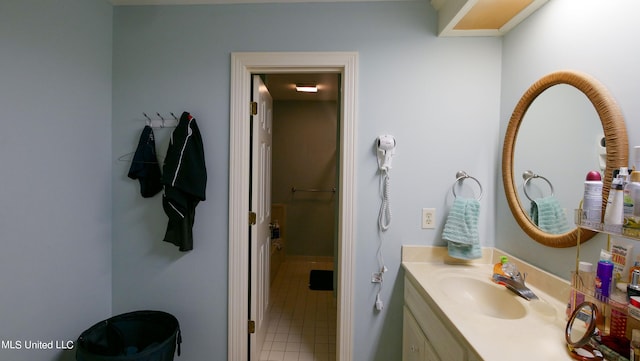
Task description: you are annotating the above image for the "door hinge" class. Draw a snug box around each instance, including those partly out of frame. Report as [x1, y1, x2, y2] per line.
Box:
[249, 211, 257, 226]
[250, 101, 258, 116]
[248, 320, 256, 334]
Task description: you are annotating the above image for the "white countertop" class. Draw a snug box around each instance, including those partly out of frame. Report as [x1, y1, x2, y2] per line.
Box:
[402, 246, 575, 361]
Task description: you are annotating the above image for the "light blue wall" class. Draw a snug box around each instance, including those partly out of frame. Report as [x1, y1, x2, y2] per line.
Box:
[0, 1, 113, 361]
[498, 0, 640, 280]
[272, 100, 338, 258]
[111, 2, 501, 360]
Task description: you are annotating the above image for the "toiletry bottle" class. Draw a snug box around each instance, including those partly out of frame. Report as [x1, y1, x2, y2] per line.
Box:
[631, 256, 640, 282]
[629, 270, 640, 300]
[583, 171, 603, 222]
[626, 171, 640, 235]
[620, 166, 632, 227]
[633, 172, 640, 217]
[578, 261, 595, 296]
[604, 175, 625, 227]
[595, 249, 614, 299]
[493, 256, 506, 276]
[571, 262, 593, 312]
[625, 171, 636, 221]
[493, 256, 517, 278]
[272, 220, 280, 239]
[631, 329, 640, 361]
[502, 257, 518, 278]
[619, 167, 630, 185]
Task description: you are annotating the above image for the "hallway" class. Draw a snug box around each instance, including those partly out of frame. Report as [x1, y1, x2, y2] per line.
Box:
[259, 257, 337, 361]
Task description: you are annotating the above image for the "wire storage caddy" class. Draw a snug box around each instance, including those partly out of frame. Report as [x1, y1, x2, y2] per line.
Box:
[573, 207, 640, 344]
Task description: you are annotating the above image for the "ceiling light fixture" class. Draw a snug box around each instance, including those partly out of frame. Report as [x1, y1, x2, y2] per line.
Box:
[295, 83, 318, 93]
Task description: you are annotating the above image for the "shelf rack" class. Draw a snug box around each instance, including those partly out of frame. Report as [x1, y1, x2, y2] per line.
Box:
[573, 208, 640, 342]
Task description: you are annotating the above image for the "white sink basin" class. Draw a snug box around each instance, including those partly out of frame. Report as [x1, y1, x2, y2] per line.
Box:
[438, 275, 527, 319]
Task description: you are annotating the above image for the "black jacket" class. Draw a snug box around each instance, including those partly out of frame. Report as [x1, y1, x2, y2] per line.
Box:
[127, 125, 162, 198]
[161, 112, 206, 251]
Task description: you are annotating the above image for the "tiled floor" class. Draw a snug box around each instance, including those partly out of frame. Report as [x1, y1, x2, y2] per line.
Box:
[259, 257, 337, 361]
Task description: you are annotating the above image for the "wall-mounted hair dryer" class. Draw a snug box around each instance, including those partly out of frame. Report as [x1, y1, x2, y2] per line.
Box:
[377, 135, 396, 171]
[597, 134, 606, 174]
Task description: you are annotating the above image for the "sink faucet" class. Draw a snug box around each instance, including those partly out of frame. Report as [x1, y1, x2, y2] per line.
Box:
[492, 272, 539, 301]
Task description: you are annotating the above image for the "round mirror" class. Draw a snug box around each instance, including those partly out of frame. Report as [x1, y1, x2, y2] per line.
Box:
[565, 302, 602, 361]
[503, 70, 628, 248]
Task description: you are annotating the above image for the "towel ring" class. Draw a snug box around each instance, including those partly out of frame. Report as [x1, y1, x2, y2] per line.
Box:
[452, 170, 483, 201]
[522, 170, 554, 202]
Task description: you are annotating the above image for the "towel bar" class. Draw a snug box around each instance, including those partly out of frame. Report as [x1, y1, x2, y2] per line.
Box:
[522, 170, 554, 201]
[452, 171, 483, 201]
[291, 187, 336, 193]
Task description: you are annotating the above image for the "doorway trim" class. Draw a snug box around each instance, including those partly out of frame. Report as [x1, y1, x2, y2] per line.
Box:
[227, 52, 357, 361]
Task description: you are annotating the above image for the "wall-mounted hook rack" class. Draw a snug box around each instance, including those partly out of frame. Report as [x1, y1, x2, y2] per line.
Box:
[143, 112, 180, 128]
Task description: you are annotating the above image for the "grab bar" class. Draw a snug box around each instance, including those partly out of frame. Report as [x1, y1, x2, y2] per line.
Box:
[291, 187, 336, 193]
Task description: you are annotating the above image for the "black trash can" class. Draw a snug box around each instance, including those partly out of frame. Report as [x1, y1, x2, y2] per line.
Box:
[76, 310, 181, 361]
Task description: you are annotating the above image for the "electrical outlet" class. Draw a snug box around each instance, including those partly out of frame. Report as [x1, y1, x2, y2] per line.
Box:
[422, 208, 436, 229]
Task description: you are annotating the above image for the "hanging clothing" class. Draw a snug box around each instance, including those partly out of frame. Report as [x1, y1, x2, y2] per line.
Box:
[127, 125, 162, 198]
[161, 111, 207, 251]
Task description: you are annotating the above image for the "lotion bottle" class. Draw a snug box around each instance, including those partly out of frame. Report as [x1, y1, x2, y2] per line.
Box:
[604, 175, 625, 227]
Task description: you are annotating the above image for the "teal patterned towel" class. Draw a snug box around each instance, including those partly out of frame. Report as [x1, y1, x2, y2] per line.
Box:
[443, 197, 481, 260]
[529, 196, 571, 234]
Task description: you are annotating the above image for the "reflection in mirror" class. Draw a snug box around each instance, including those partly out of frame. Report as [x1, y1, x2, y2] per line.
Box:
[503, 70, 628, 248]
[565, 302, 602, 361]
[522, 170, 571, 234]
[515, 85, 602, 235]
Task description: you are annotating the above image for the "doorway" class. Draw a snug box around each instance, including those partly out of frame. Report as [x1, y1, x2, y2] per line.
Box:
[260, 72, 340, 361]
[227, 52, 358, 361]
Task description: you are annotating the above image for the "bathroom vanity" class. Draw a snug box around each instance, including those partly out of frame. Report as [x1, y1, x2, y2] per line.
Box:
[402, 246, 574, 361]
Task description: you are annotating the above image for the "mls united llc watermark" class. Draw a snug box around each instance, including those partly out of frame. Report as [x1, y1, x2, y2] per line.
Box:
[2, 340, 74, 350]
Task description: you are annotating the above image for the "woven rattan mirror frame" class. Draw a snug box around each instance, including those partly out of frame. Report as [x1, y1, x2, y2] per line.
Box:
[502, 70, 628, 248]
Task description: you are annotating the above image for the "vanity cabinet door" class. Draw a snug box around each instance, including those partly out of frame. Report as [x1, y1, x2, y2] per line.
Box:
[405, 277, 467, 361]
[403, 306, 440, 361]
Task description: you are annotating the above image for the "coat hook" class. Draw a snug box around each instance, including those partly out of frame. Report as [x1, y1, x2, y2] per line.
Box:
[156, 113, 165, 128]
[143, 112, 152, 121]
[171, 112, 179, 120]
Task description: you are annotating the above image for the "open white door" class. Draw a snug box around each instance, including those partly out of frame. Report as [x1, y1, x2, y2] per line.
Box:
[249, 75, 273, 360]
